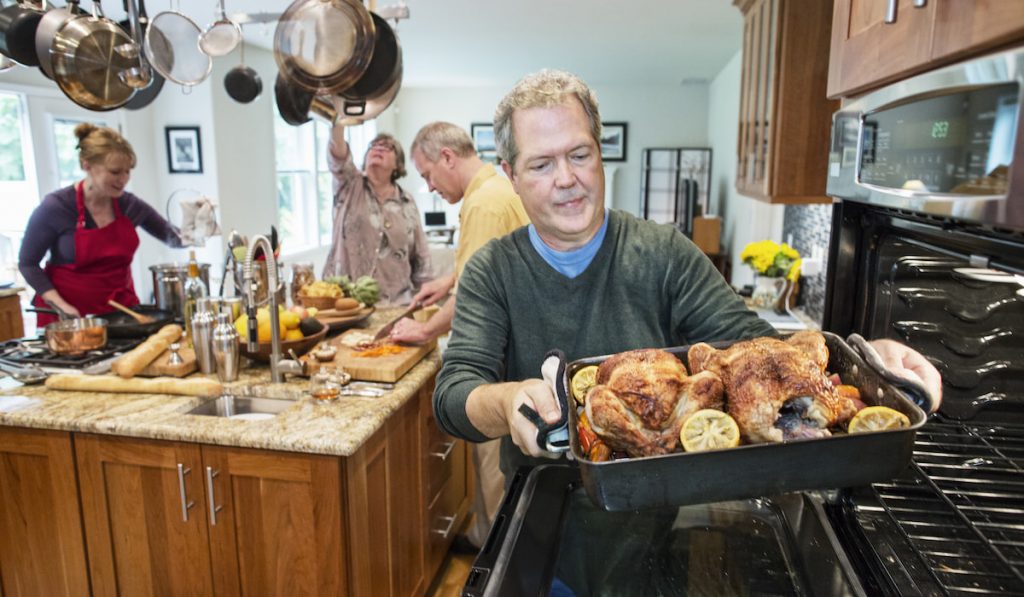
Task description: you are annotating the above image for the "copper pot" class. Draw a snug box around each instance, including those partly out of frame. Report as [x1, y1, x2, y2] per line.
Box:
[44, 317, 108, 355]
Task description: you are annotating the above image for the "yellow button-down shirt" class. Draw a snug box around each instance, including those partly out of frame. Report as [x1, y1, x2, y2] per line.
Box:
[454, 164, 530, 281]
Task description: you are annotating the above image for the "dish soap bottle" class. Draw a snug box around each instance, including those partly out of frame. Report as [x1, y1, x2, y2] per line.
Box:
[183, 250, 208, 345]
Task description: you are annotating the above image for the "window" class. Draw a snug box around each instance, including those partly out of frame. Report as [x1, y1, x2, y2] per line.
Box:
[52, 117, 92, 187]
[274, 115, 376, 253]
[0, 92, 34, 284]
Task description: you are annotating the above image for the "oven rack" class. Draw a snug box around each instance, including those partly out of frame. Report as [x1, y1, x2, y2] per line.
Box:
[835, 418, 1024, 595]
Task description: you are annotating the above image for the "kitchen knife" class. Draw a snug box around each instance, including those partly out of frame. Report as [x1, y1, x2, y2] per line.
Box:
[372, 300, 422, 341]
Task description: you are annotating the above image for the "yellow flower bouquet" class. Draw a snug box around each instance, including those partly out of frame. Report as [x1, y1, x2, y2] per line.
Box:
[740, 240, 802, 282]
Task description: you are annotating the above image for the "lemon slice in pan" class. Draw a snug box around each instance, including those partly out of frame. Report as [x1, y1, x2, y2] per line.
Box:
[681, 409, 741, 452]
[848, 406, 910, 433]
[570, 365, 599, 404]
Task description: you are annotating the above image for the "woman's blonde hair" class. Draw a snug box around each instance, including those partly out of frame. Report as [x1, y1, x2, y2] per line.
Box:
[75, 123, 137, 168]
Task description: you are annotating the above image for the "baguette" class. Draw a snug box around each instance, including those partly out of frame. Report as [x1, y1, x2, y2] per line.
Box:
[111, 324, 183, 379]
[45, 374, 222, 397]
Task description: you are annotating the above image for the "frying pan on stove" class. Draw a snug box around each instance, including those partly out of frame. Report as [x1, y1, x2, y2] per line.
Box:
[96, 304, 174, 338]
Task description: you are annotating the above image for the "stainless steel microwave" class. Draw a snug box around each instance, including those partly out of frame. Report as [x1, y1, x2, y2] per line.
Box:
[827, 46, 1024, 233]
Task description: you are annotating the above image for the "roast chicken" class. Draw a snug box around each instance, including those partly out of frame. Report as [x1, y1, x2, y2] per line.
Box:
[585, 348, 725, 457]
[687, 331, 858, 443]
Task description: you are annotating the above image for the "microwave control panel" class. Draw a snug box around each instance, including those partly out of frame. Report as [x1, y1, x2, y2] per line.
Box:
[859, 82, 1019, 195]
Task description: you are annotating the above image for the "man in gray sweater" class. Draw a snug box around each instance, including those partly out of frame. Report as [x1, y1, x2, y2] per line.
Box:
[433, 69, 943, 479]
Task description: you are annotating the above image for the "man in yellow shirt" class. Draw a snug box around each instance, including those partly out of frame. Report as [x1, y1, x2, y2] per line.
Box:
[389, 122, 529, 344]
[389, 121, 529, 550]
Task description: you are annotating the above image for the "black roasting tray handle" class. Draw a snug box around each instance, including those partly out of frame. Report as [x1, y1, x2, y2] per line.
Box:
[846, 333, 934, 412]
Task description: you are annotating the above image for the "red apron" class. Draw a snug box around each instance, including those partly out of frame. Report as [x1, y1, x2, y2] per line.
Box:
[33, 182, 141, 327]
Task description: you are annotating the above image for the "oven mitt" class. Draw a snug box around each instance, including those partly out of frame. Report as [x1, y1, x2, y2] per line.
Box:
[517, 349, 571, 454]
[847, 333, 934, 412]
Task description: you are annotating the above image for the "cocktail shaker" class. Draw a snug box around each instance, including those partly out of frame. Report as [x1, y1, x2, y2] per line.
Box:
[211, 312, 240, 382]
[191, 302, 217, 374]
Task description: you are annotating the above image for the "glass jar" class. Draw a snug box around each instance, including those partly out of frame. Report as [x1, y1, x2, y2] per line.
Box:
[290, 262, 315, 307]
[310, 367, 342, 402]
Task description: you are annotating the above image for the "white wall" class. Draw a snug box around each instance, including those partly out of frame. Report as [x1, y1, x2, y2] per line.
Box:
[706, 50, 784, 288]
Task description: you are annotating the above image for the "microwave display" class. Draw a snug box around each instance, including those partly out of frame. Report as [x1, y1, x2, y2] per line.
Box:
[859, 82, 1019, 195]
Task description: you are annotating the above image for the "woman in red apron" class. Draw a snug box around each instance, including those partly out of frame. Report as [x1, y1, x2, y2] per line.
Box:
[19, 124, 182, 328]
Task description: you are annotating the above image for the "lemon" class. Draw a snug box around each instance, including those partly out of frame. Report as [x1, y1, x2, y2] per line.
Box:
[680, 409, 741, 452]
[848, 406, 910, 433]
[280, 311, 301, 330]
[284, 328, 304, 342]
[570, 365, 599, 404]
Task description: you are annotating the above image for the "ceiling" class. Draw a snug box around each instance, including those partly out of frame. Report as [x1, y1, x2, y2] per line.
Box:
[164, 0, 743, 87]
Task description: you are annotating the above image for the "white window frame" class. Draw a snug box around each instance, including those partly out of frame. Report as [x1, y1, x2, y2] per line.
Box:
[274, 117, 376, 256]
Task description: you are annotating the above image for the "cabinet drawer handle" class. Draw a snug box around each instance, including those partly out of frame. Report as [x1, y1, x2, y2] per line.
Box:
[176, 463, 195, 522]
[913, 0, 926, 7]
[432, 515, 457, 539]
[884, 0, 897, 23]
[206, 466, 224, 526]
[430, 441, 455, 461]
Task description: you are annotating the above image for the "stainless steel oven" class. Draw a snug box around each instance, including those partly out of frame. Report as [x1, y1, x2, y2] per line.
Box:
[822, 47, 1024, 594]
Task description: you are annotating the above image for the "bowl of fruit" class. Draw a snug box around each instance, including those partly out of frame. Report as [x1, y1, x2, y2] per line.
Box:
[235, 306, 328, 363]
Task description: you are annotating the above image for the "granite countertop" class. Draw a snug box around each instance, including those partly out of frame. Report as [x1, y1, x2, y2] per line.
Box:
[0, 307, 440, 457]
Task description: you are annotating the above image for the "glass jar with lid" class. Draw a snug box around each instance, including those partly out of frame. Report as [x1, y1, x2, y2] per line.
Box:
[290, 262, 315, 306]
[310, 366, 342, 402]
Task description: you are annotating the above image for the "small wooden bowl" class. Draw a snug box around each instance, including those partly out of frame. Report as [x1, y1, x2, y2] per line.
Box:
[239, 323, 328, 363]
[298, 294, 339, 311]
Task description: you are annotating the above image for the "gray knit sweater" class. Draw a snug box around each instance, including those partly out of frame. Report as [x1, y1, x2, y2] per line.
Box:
[434, 209, 775, 476]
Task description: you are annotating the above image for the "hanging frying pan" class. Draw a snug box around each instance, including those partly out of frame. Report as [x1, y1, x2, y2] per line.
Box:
[224, 37, 261, 103]
[34, 0, 79, 78]
[0, 0, 44, 67]
[49, 0, 138, 111]
[341, 11, 399, 101]
[273, 0, 374, 95]
[274, 71, 312, 125]
[119, 0, 164, 109]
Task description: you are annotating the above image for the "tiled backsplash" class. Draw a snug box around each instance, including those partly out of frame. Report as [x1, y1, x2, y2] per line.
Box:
[781, 203, 833, 326]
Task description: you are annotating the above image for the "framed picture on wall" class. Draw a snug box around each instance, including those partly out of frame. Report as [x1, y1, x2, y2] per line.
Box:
[600, 122, 628, 162]
[165, 126, 203, 174]
[470, 122, 498, 163]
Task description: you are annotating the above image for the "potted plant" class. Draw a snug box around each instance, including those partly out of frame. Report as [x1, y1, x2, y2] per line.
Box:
[740, 240, 802, 314]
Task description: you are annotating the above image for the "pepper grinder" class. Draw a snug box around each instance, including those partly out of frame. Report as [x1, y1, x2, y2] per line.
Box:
[211, 312, 240, 382]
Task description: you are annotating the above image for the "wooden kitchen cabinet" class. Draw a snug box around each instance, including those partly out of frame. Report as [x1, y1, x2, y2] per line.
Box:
[828, 0, 1024, 99]
[734, 0, 839, 204]
[75, 435, 216, 596]
[201, 446, 346, 595]
[420, 382, 469, 577]
[0, 427, 89, 597]
[70, 384, 466, 597]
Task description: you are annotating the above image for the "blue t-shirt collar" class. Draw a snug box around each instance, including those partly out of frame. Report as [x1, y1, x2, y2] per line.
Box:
[527, 209, 609, 279]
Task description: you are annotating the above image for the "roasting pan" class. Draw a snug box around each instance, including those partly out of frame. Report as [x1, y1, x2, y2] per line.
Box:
[537, 332, 931, 512]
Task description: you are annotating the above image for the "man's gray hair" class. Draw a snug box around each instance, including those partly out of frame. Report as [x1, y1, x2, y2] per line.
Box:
[493, 69, 601, 169]
[410, 121, 476, 162]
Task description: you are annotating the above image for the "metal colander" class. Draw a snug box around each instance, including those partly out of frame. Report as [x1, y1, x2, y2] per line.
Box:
[145, 7, 211, 87]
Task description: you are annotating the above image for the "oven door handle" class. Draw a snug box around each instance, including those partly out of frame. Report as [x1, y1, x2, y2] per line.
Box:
[847, 333, 934, 412]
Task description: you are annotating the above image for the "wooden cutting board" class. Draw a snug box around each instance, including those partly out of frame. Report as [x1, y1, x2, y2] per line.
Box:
[137, 346, 197, 377]
[311, 329, 435, 383]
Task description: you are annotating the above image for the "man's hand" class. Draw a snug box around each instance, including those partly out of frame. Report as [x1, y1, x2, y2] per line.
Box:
[412, 274, 455, 307]
[388, 318, 433, 344]
[868, 339, 943, 412]
[505, 378, 563, 459]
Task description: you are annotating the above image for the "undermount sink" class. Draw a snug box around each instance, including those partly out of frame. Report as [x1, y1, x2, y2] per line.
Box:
[186, 395, 296, 419]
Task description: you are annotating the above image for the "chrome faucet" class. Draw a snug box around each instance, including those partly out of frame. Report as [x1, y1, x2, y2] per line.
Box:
[242, 235, 301, 383]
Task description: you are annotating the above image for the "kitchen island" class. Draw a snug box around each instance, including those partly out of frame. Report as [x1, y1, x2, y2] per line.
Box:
[0, 308, 469, 596]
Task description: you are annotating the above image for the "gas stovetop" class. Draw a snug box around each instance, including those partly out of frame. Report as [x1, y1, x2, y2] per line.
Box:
[0, 337, 142, 371]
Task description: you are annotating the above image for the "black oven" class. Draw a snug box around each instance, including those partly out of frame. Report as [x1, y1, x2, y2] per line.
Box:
[464, 49, 1024, 596]
[820, 46, 1024, 595]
